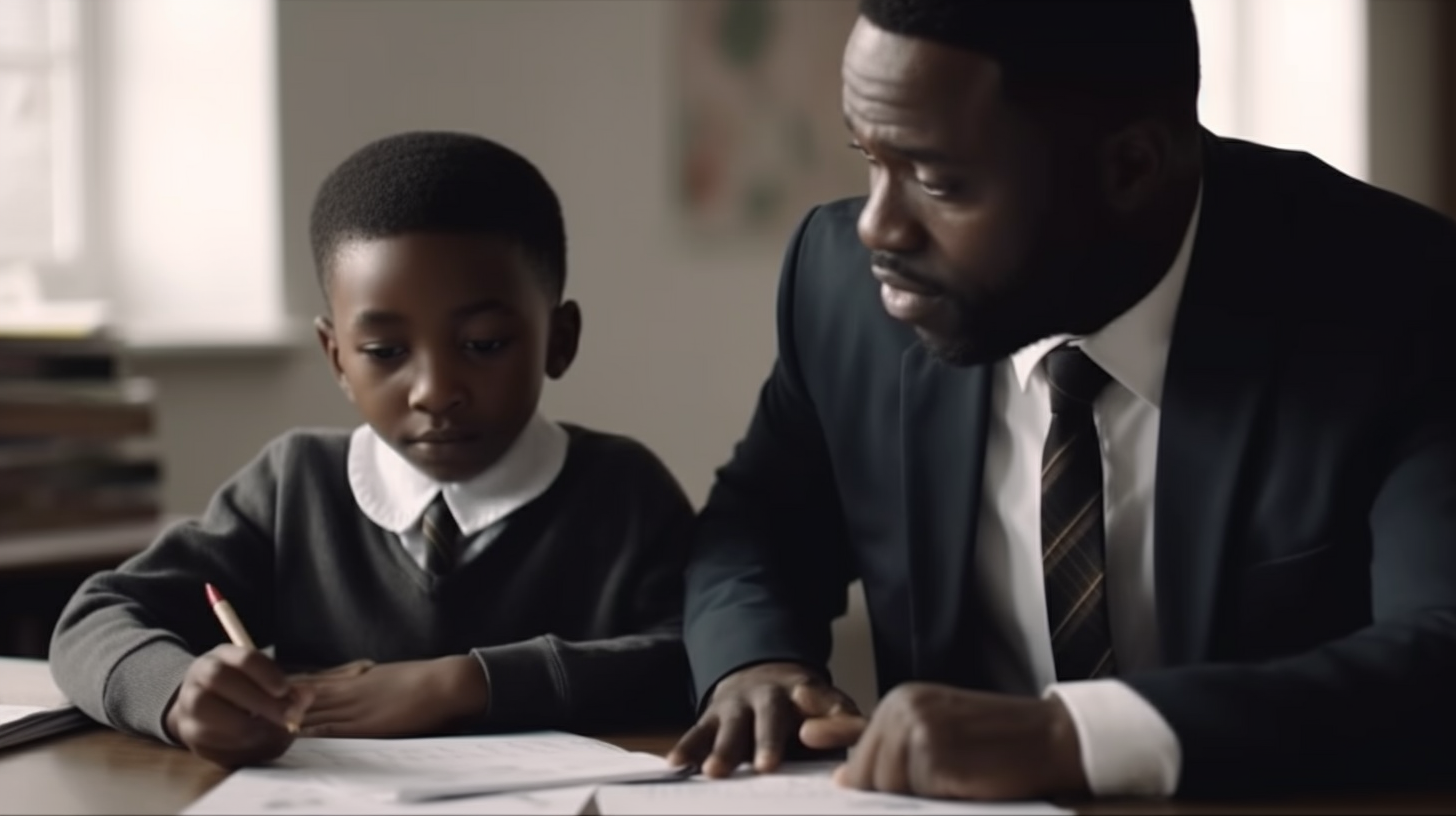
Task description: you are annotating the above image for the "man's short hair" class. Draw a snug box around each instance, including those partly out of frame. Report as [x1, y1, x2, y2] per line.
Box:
[858, 0, 1201, 124]
[309, 131, 567, 300]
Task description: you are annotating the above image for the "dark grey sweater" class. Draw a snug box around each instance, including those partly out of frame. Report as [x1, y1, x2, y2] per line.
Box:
[49, 425, 696, 742]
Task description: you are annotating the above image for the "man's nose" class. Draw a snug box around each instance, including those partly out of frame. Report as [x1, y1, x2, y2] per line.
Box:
[857, 174, 925, 256]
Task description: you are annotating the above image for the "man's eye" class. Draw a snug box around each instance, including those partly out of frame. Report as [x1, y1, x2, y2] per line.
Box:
[919, 178, 964, 198]
[360, 345, 405, 361]
[465, 339, 510, 354]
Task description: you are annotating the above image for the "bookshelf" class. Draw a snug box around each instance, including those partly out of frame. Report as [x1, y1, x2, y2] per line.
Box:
[0, 329, 163, 657]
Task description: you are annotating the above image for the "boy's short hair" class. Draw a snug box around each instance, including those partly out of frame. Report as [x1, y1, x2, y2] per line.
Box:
[309, 131, 567, 300]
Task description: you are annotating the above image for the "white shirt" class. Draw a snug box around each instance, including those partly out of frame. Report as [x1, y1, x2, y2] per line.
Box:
[347, 413, 569, 570]
[975, 186, 1204, 797]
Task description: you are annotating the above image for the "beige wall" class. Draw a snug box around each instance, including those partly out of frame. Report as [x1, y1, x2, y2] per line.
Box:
[129, 0, 1445, 713]
[1368, 0, 1444, 211]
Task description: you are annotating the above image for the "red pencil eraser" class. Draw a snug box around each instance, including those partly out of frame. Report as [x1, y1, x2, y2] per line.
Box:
[205, 583, 223, 606]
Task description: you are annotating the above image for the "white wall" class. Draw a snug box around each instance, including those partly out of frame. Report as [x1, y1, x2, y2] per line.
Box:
[1193, 0, 1369, 181]
[129, 0, 1446, 714]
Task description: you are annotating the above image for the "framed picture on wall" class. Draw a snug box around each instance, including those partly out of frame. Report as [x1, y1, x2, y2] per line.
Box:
[673, 0, 865, 242]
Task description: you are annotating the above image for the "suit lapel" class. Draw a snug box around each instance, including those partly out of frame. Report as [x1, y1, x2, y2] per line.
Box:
[900, 345, 992, 686]
[1155, 135, 1278, 665]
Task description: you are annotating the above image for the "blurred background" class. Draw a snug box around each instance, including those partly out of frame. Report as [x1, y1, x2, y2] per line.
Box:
[1, 0, 1452, 715]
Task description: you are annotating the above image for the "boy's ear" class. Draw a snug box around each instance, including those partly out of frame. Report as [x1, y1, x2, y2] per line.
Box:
[314, 315, 356, 402]
[545, 300, 581, 380]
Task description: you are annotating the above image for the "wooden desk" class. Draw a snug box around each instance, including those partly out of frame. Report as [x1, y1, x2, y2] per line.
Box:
[2, 660, 1454, 815]
[2, 727, 1454, 816]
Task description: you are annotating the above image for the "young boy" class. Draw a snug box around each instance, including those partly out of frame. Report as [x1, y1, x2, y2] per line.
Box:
[48, 131, 696, 768]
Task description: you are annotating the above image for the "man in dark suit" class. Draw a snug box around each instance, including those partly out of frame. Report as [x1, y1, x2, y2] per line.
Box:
[667, 0, 1456, 802]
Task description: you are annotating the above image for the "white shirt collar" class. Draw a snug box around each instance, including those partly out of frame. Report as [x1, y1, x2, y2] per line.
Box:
[347, 413, 569, 536]
[1010, 182, 1204, 409]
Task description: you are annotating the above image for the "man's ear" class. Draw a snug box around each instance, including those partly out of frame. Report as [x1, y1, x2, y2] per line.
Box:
[1097, 119, 1172, 214]
[545, 300, 582, 380]
[314, 315, 355, 402]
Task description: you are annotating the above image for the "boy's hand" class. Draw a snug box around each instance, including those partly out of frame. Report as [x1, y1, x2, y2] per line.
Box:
[164, 645, 312, 768]
[295, 656, 488, 738]
[667, 661, 864, 777]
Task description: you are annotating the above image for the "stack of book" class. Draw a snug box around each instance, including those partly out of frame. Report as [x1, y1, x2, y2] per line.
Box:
[0, 704, 93, 751]
[0, 332, 161, 538]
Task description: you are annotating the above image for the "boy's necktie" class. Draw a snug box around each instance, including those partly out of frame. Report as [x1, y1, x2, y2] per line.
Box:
[1041, 345, 1117, 681]
[421, 494, 463, 576]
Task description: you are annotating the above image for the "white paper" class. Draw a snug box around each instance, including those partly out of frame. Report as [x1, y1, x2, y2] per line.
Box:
[593, 761, 1074, 816]
[281, 732, 671, 795]
[184, 770, 593, 815]
[182, 731, 650, 816]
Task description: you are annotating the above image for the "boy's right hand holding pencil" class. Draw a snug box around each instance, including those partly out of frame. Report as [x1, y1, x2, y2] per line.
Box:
[162, 584, 312, 767]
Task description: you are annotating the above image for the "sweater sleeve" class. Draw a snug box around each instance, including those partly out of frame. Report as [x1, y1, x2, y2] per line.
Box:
[48, 436, 286, 743]
[470, 440, 695, 734]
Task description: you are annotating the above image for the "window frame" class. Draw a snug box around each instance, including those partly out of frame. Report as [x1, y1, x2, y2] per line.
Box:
[0, 0, 91, 281]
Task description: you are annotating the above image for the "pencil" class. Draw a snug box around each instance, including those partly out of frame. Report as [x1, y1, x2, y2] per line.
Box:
[205, 582, 255, 650]
[205, 582, 299, 733]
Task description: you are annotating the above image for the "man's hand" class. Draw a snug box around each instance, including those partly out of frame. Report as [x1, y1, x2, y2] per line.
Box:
[667, 661, 864, 777]
[164, 645, 312, 768]
[833, 682, 1088, 800]
[295, 656, 488, 738]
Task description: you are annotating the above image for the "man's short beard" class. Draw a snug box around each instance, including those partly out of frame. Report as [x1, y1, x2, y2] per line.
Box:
[921, 333, 981, 367]
[918, 315, 1061, 369]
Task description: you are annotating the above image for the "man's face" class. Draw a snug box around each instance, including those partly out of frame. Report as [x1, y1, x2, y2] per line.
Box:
[316, 233, 574, 483]
[842, 18, 1115, 366]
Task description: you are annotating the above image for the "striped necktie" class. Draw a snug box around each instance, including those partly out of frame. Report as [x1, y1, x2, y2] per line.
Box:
[421, 494, 462, 576]
[1041, 345, 1117, 681]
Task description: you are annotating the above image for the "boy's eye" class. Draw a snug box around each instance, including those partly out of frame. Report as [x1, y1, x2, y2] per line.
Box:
[847, 141, 877, 164]
[360, 345, 406, 361]
[465, 338, 511, 354]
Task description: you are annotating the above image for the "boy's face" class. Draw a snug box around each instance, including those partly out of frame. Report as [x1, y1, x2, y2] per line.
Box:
[316, 233, 579, 483]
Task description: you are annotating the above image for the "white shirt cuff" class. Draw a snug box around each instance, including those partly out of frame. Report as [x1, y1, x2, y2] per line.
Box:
[1044, 679, 1181, 797]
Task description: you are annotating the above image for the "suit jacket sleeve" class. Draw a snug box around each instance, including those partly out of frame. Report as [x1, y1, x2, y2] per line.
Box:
[1124, 263, 1456, 798]
[683, 206, 857, 706]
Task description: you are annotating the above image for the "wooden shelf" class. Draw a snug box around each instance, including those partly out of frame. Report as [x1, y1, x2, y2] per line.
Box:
[0, 519, 167, 573]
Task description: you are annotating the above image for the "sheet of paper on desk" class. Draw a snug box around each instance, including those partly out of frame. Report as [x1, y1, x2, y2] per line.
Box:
[184, 769, 593, 815]
[182, 731, 655, 815]
[286, 731, 673, 797]
[593, 761, 1073, 816]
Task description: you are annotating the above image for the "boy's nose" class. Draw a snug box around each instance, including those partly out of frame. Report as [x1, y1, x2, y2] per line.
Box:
[408, 360, 468, 416]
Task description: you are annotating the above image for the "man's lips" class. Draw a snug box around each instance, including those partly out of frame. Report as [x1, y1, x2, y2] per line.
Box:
[872, 265, 947, 323]
[871, 265, 941, 297]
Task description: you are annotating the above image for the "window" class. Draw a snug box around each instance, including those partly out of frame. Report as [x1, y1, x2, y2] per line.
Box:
[0, 0, 83, 271]
[1, 0, 288, 350]
[1192, 0, 1367, 181]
